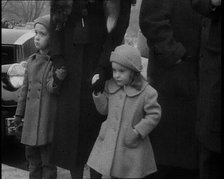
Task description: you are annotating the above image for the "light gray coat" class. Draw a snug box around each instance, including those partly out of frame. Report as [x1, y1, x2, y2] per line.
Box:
[87, 77, 161, 178]
[15, 53, 65, 146]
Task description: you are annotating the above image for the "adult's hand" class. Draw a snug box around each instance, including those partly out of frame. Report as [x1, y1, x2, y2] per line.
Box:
[55, 66, 67, 80]
[14, 116, 22, 126]
[92, 74, 100, 85]
[175, 59, 182, 64]
[211, 0, 221, 6]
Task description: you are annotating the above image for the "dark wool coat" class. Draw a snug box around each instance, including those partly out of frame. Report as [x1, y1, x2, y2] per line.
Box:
[50, 0, 131, 170]
[87, 77, 161, 178]
[140, 0, 202, 169]
[15, 53, 66, 146]
[192, 0, 221, 153]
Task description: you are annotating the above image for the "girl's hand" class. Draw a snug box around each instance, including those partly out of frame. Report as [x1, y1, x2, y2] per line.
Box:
[91, 69, 107, 94]
[133, 128, 140, 137]
[14, 116, 22, 126]
[55, 66, 67, 80]
[92, 74, 100, 85]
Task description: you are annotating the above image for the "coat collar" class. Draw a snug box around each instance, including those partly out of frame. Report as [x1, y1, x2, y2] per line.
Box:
[105, 75, 148, 97]
[30, 50, 52, 61]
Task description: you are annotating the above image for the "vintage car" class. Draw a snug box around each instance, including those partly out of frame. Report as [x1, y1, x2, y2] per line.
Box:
[1, 28, 36, 144]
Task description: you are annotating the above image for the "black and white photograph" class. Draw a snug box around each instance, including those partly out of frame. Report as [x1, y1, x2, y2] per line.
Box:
[1, 0, 221, 179]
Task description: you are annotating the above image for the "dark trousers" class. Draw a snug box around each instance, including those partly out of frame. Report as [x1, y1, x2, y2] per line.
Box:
[70, 164, 84, 179]
[199, 145, 222, 179]
[90, 167, 153, 179]
[25, 144, 57, 179]
[149, 165, 199, 179]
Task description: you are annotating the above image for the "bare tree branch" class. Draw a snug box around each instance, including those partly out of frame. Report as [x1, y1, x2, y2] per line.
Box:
[2, 0, 8, 11]
[2, 0, 49, 23]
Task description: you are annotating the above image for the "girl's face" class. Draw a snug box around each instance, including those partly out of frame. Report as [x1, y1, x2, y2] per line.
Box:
[34, 24, 50, 54]
[112, 62, 133, 87]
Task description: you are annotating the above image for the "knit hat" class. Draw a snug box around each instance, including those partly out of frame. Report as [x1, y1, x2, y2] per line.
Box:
[110, 44, 142, 72]
[34, 14, 50, 30]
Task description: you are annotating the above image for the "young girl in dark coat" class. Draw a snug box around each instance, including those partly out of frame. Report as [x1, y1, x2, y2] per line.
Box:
[14, 15, 67, 179]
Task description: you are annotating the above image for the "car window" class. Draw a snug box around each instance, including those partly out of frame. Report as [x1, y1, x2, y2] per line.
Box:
[1, 45, 15, 65]
[15, 45, 23, 62]
[23, 38, 36, 60]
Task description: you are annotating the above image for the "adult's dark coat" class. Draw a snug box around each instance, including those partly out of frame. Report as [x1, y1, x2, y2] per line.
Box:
[191, 0, 221, 154]
[50, 0, 131, 170]
[140, 0, 202, 169]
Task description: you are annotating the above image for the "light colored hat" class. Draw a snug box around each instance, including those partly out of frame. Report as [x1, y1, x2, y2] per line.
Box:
[110, 44, 142, 72]
[34, 14, 50, 30]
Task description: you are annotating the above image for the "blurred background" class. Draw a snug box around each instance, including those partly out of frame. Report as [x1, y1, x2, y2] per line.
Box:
[2, 0, 142, 46]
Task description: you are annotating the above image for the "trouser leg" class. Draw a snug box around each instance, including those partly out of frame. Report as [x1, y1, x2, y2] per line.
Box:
[25, 145, 42, 179]
[199, 145, 221, 179]
[40, 144, 57, 179]
[90, 167, 102, 179]
[70, 164, 84, 179]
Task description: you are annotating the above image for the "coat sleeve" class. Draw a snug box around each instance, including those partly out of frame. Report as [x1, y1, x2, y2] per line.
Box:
[15, 64, 29, 118]
[95, 0, 131, 79]
[134, 86, 161, 138]
[46, 55, 67, 94]
[92, 92, 108, 116]
[139, 0, 186, 68]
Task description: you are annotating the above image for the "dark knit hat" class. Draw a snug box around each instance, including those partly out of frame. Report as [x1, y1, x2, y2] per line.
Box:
[110, 44, 142, 72]
[34, 14, 50, 30]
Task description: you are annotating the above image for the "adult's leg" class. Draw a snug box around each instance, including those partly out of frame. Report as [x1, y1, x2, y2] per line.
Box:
[75, 44, 106, 178]
[199, 145, 221, 179]
[40, 144, 57, 179]
[50, 44, 84, 171]
[149, 165, 173, 179]
[90, 167, 102, 179]
[70, 164, 84, 179]
[25, 145, 42, 179]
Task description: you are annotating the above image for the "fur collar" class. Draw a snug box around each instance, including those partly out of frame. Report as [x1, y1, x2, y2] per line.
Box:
[30, 50, 61, 61]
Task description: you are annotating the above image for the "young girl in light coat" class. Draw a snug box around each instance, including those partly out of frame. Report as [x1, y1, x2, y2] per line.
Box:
[87, 44, 161, 179]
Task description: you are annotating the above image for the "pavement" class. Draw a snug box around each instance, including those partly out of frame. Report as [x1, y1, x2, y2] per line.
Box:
[1, 164, 74, 179]
[1, 164, 113, 179]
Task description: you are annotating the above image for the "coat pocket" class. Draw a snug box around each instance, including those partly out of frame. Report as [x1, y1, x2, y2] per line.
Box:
[98, 121, 107, 141]
[124, 126, 140, 148]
